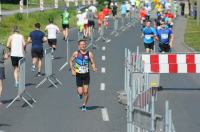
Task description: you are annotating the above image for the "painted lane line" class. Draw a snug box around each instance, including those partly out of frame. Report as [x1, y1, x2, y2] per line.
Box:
[100, 83, 105, 91]
[102, 46, 106, 51]
[102, 56, 106, 61]
[101, 67, 106, 73]
[101, 108, 110, 121]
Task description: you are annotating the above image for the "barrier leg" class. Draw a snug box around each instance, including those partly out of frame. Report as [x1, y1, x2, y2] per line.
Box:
[25, 91, 37, 103]
[48, 77, 58, 88]
[36, 78, 47, 88]
[21, 95, 33, 108]
[6, 95, 20, 108]
[59, 38, 69, 71]
[51, 75, 62, 85]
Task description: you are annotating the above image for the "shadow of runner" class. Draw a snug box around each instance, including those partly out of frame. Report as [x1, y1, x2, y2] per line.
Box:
[1, 99, 20, 104]
[0, 124, 11, 127]
[21, 100, 34, 108]
[79, 106, 104, 111]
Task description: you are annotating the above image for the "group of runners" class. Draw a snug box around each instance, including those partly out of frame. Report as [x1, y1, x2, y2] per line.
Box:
[0, 0, 179, 110]
[140, 0, 179, 53]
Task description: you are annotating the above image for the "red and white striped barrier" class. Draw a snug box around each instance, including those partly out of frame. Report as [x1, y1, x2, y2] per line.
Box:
[142, 54, 200, 73]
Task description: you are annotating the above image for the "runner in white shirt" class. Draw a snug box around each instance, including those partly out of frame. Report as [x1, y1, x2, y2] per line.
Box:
[7, 26, 26, 87]
[77, 11, 85, 32]
[126, 1, 131, 17]
[88, 5, 97, 13]
[45, 18, 60, 59]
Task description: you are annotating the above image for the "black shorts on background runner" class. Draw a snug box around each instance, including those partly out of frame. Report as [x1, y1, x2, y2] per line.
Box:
[144, 42, 154, 50]
[62, 24, 69, 29]
[11, 56, 23, 67]
[48, 39, 57, 46]
[159, 43, 171, 52]
[76, 73, 90, 87]
[31, 48, 44, 58]
[88, 20, 95, 27]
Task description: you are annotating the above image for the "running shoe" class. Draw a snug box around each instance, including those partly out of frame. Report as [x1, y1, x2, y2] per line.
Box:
[31, 65, 36, 72]
[78, 94, 83, 100]
[36, 72, 42, 77]
[14, 81, 19, 88]
[51, 55, 55, 60]
[81, 105, 87, 111]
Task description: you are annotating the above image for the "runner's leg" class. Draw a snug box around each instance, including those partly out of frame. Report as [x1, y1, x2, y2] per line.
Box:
[83, 85, 89, 106]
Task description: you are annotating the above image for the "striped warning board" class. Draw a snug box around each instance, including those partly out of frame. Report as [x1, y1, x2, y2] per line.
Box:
[142, 54, 200, 73]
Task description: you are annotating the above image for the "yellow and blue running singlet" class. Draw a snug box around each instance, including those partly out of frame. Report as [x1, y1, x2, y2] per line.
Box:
[75, 51, 90, 74]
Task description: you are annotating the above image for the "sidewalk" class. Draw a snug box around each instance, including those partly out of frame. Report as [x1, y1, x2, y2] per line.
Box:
[173, 16, 193, 52]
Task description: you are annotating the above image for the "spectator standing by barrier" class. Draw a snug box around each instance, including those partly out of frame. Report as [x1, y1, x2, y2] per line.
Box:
[7, 26, 26, 88]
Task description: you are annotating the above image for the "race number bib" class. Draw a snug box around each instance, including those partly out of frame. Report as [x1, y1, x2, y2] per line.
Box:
[161, 34, 168, 39]
[145, 35, 152, 40]
[78, 66, 89, 73]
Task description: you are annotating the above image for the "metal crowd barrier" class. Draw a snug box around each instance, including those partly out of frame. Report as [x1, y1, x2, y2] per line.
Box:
[7, 58, 36, 108]
[36, 48, 62, 88]
[118, 47, 176, 132]
[59, 38, 69, 71]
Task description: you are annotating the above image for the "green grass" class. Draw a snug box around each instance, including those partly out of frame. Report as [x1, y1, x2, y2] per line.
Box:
[185, 17, 200, 51]
[0, 9, 77, 44]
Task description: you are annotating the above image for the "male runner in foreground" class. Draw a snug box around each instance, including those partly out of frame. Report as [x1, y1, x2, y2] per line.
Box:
[69, 40, 97, 111]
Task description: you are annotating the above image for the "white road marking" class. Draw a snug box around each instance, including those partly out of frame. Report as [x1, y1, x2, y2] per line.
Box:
[100, 83, 105, 91]
[102, 46, 106, 51]
[102, 56, 106, 61]
[101, 67, 106, 73]
[101, 108, 110, 121]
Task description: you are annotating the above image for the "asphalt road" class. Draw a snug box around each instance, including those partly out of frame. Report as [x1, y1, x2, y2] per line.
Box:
[0, 16, 199, 132]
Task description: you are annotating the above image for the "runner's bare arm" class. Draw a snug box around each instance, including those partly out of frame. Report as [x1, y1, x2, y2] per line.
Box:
[89, 52, 97, 72]
[22, 36, 27, 52]
[169, 34, 174, 48]
[6, 36, 12, 48]
[70, 51, 78, 75]
[43, 36, 47, 43]
[27, 37, 32, 43]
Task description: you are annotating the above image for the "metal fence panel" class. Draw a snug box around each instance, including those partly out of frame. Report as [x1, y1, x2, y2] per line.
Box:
[18, 58, 26, 95]
[45, 48, 53, 77]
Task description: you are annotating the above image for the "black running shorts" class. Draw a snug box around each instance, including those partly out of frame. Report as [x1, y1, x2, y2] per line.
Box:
[159, 43, 171, 52]
[88, 20, 95, 27]
[31, 48, 44, 58]
[62, 24, 69, 29]
[11, 56, 23, 67]
[48, 39, 57, 46]
[76, 73, 90, 87]
[144, 42, 154, 50]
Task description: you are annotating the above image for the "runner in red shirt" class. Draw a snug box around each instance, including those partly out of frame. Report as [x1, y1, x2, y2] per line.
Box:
[98, 9, 106, 32]
[103, 7, 111, 17]
[139, 7, 147, 25]
[165, 10, 174, 20]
